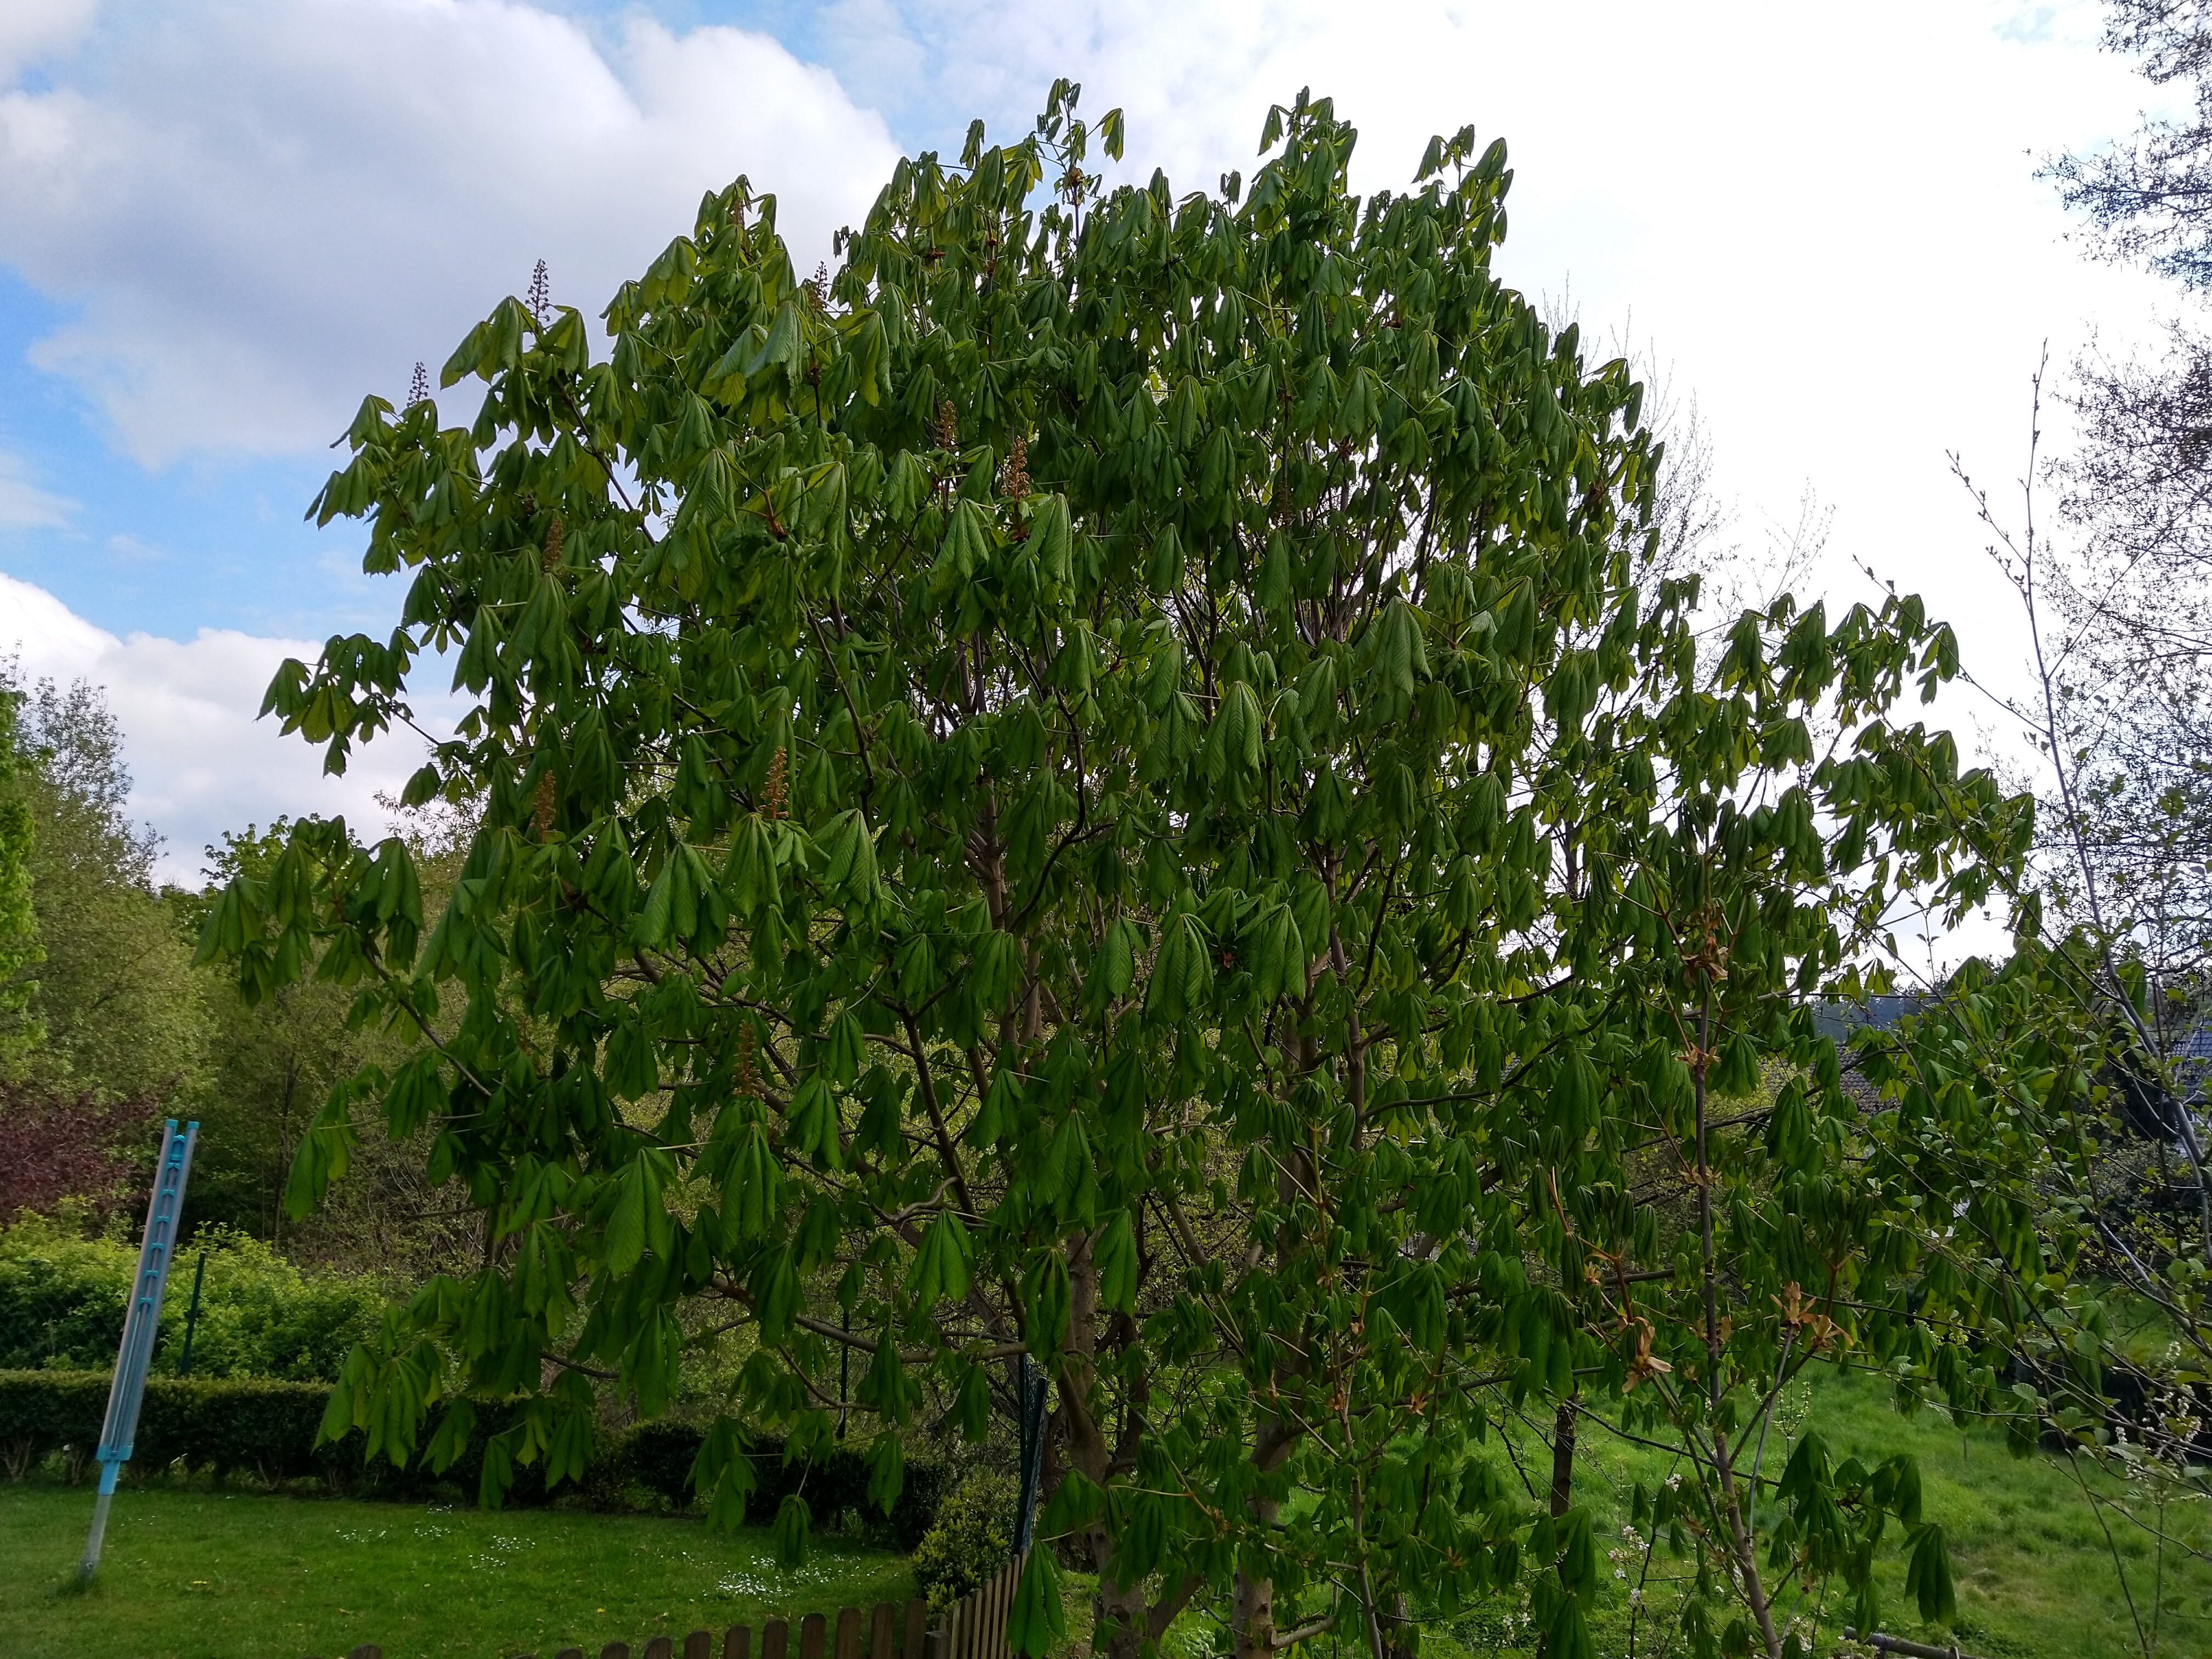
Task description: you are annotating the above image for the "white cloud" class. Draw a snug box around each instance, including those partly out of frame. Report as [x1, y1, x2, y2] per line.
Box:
[0, 0, 900, 464]
[0, 450, 76, 530]
[0, 573, 450, 885]
[0, 0, 2191, 881]
[0, 0, 96, 82]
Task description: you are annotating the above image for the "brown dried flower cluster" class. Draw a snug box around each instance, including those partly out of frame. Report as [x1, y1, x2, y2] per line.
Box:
[762, 746, 788, 820]
[737, 1021, 759, 1099]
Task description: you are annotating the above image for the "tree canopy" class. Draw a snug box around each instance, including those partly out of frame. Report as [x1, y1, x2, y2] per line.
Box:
[206, 86, 2032, 1659]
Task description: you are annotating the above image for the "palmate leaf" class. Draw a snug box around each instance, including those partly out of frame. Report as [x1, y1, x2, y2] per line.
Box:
[773, 1493, 812, 1569]
[1093, 1209, 1138, 1311]
[1143, 911, 1212, 1023]
[906, 1210, 973, 1307]
[1008, 1544, 1068, 1657]
[1090, 914, 1137, 1007]
[1904, 1522, 1956, 1623]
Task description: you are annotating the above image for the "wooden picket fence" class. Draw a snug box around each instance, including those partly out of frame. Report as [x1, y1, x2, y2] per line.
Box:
[325, 1550, 1029, 1659]
[933, 1549, 1026, 1659]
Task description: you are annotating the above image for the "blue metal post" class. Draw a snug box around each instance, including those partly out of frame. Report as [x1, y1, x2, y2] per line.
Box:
[78, 1119, 197, 1581]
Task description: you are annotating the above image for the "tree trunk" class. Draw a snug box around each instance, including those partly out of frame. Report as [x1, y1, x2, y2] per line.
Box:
[1233, 1131, 1318, 1659]
[1063, 1228, 1150, 1659]
[1232, 1395, 1301, 1659]
[1380, 1593, 1414, 1659]
[1549, 1397, 1576, 1517]
[1233, 1552, 1278, 1659]
[1532, 1397, 1582, 1659]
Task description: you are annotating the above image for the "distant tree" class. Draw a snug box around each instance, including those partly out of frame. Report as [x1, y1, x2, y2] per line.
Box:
[0, 1082, 150, 1225]
[205, 86, 2025, 1659]
[1884, 33, 2212, 1639]
[2051, 1, 2212, 292]
[178, 822, 387, 1245]
[2037, 2, 2212, 996]
[0, 684, 41, 1074]
[1, 674, 206, 1105]
[181, 817, 480, 1273]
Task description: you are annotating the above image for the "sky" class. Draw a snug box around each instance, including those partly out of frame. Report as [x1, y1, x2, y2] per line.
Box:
[0, 0, 2185, 884]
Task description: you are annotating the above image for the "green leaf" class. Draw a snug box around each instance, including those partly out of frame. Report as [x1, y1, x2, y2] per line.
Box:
[1905, 1522, 1956, 1623]
[820, 809, 881, 910]
[773, 1492, 812, 1568]
[601, 1153, 668, 1275]
[1092, 915, 1137, 1006]
[1008, 1542, 1068, 1656]
[1094, 1209, 1138, 1311]
[788, 1076, 844, 1170]
[825, 1009, 867, 1086]
[906, 1210, 974, 1306]
[954, 1360, 992, 1442]
[1039, 1468, 1103, 1537]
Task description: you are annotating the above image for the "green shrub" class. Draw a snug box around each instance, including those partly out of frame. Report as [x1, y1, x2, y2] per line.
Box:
[0, 1369, 949, 1544]
[741, 1432, 950, 1550]
[148, 1228, 385, 1381]
[625, 1418, 704, 1510]
[0, 1215, 383, 1380]
[0, 1220, 134, 1371]
[136, 1375, 345, 1487]
[881, 1456, 952, 1554]
[0, 1369, 501, 1498]
[910, 1470, 1016, 1610]
[615, 1418, 948, 1544]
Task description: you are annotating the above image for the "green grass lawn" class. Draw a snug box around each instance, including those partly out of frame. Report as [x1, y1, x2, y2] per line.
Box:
[10, 1369, 2212, 1659]
[1444, 1366, 2212, 1659]
[0, 1483, 915, 1659]
[1073, 1367, 2212, 1659]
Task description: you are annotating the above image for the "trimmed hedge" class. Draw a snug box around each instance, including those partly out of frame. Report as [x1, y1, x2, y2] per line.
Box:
[0, 1370, 949, 1543]
[0, 1369, 352, 1486]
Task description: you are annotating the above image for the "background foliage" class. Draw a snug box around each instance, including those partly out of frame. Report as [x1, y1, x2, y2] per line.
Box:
[0, 1214, 384, 1380]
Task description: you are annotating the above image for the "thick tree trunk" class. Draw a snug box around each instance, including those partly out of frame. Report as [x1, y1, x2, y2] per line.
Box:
[1232, 1127, 1318, 1659]
[1061, 1228, 1166, 1659]
[1232, 1392, 1301, 1659]
[1233, 1549, 1278, 1659]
